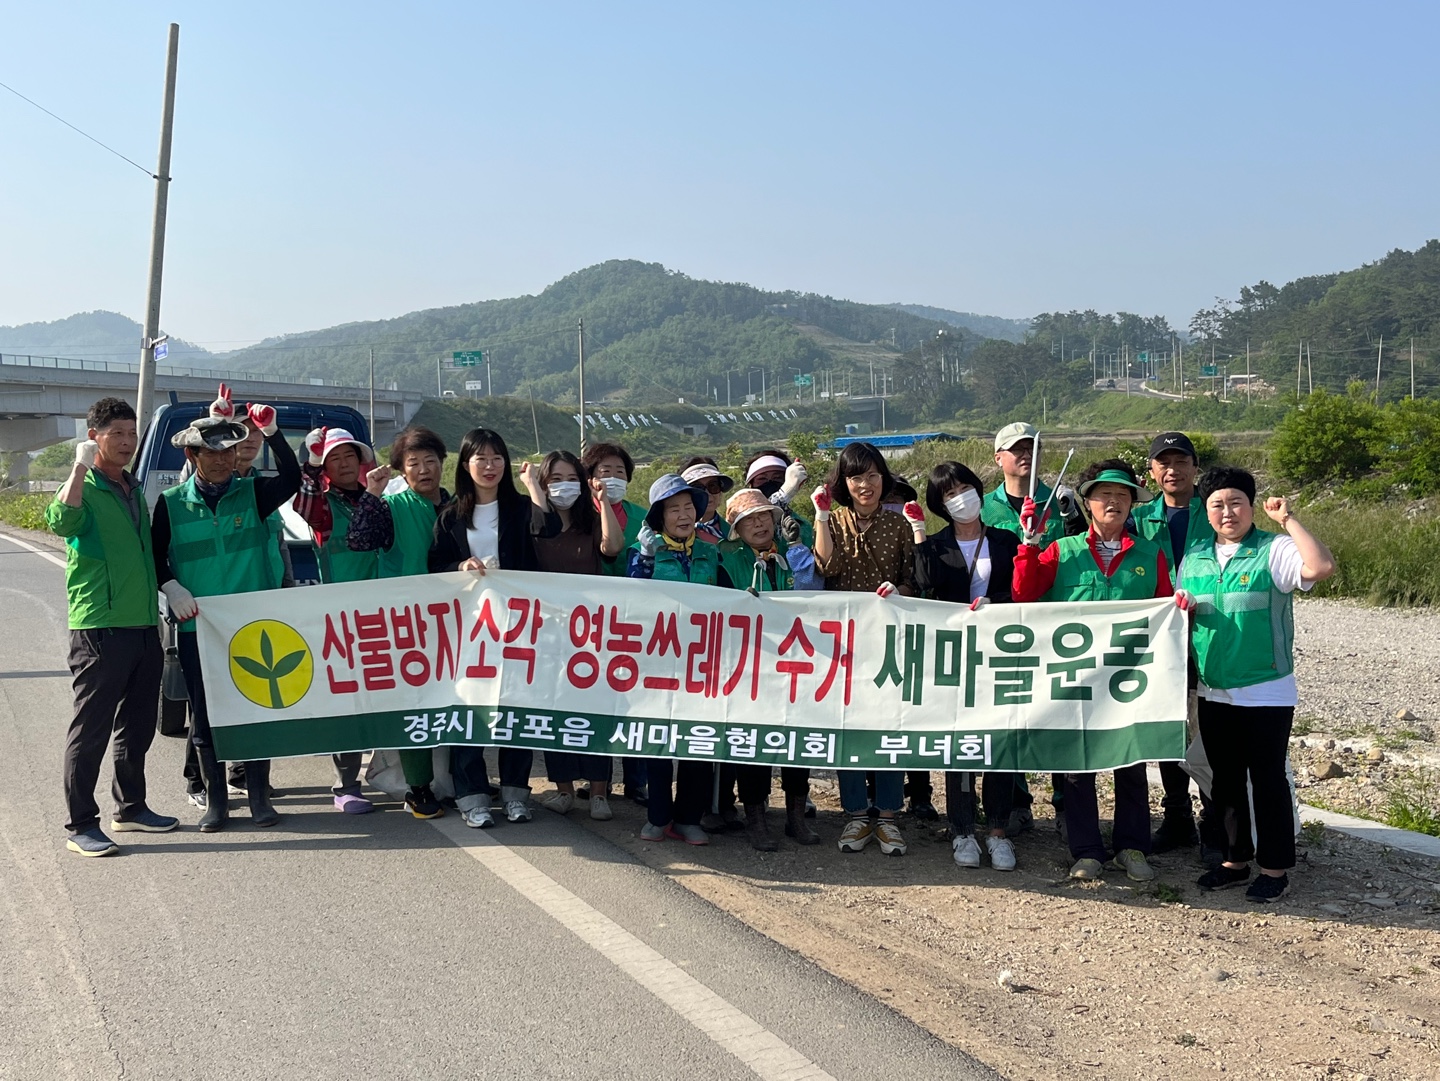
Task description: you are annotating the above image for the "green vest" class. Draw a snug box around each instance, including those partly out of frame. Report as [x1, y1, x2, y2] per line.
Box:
[1177, 528, 1294, 690]
[1044, 533, 1161, 602]
[646, 540, 720, 586]
[982, 481, 1063, 547]
[316, 492, 381, 584]
[380, 487, 440, 579]
[45, 469, 159, 630]
[600, 499, 647, 576]
[162, 476, 276, 631]
[1131, 496, 1214, 583]
[717, 538, 793, 593]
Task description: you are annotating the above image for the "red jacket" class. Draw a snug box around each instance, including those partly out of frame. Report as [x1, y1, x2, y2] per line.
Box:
[1012, 529, 1173, 602]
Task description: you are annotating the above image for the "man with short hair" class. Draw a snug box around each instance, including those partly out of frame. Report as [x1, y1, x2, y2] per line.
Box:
[48, 397, 177, 855]
[1132, 431, 1221, 855]
[981, 422, 1072, 546]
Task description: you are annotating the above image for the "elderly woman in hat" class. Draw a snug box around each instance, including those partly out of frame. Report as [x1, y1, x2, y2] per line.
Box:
[714, 487, 821, 849]
[628, 473, 721, 844]
[150, 406, 300, 831]
[744, 449, 819, 589]
[1012, 457, 1172, 883]
[679, 456, 734, 544]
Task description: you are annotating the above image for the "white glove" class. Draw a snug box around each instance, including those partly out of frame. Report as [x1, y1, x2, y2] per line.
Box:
[969, 596, 990, 612]
[876, 581, 898, 598]
[777, 460, 808, 503]
[161, 581, 199, 621]
[75, 440, 99, 468]
[637, 523, 661, 558]
[810, 484, 832, 523]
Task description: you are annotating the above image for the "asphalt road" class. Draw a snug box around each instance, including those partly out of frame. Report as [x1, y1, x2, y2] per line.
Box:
[0, 531, 1001, 1081]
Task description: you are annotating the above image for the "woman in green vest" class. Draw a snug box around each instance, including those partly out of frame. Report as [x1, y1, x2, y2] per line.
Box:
[627, 473, 721, 845]
[714, 487, 820, 850]
[1012, 458, 1173, 883]
[151, 408, 300, 832]
[346, 426, 453, 819]
[1177, 467, 1334, 903]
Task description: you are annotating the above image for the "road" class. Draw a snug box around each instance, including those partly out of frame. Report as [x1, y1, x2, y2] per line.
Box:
[0, 530, 1000, 1081]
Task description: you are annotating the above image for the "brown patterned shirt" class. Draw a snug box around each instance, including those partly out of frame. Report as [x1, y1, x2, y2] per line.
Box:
[814, 505, 918, 594]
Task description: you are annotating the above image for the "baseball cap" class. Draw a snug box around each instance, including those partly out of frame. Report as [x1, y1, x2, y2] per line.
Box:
[994, 422, 1038, 452]
[1148, 432, 1197, 462]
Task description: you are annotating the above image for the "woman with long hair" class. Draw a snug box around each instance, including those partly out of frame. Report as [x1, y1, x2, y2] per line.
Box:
[429, 428, 554, 828]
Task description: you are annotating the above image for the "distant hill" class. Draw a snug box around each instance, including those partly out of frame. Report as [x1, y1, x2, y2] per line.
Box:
[0, 310, 216, 364]
[890, 304, 1030, 343]
[213, 261, 975, 406]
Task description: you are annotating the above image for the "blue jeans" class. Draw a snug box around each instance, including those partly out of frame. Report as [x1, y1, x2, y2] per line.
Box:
[839, 769, 903, 814]
[452, 747, 533, 800]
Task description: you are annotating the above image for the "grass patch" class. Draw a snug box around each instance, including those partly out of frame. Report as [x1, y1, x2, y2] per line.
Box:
[1292, 715, 1318, 737]
[1305, 505, 1440, 606]
[1384, 782, 1440, 837]
[1300, 820, 1328, 848]
[1154, 882, 1185, 903]
[0, 492, 51, 532]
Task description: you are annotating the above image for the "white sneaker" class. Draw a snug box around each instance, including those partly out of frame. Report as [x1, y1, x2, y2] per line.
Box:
[505, 799, 532, 823]
[986, 835, 1017, 871]
[589, 794, 613, 821]
[952, 835, 982, 868]
[538, 791, 574, 815]
[462, 806, 495, 829]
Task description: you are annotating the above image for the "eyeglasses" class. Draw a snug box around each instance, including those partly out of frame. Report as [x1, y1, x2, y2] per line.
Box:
[699, 481, 723, 495]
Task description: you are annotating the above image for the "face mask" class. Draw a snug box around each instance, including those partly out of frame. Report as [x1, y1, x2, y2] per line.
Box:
[944, 489, 982, 523]
[547, 481, 581, 509]
[755, 479, 782, 499]
[601, 477, 628, 504]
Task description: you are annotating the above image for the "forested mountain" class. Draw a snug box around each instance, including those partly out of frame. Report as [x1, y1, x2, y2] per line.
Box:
[0, 310, 215, 364]
[217, 261, 973, 407]
[890, 304, 1029, 343]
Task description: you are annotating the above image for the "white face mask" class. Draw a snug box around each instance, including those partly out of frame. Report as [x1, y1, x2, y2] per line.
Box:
[601, 477, 628, 504]
[944, 489, 982, 523]
[547, 481, 581, 509]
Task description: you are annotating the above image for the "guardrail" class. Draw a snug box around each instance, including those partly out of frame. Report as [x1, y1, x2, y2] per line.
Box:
[0, 352, 411, 396]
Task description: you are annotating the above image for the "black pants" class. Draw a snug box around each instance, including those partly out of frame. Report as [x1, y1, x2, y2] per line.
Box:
[177, 631, 215, 748]
[1062, 764, 1151, 862]
[1198, 699, 1296, 871]
[736, 765, 809, 805]
[946, 771, 1018, 835]
[63, 627, 163, 834]
[546, 751, 613, 785]
[643, 758, 713, 827]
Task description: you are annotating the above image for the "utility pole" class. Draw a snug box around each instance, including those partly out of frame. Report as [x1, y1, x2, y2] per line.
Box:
[1375, 335, 1384, 403]
[1246, 340, 1251, 404]
[486, 350, 493, 397]
[577, 317, 587, 456]
[436, 356, 442, 398]
[368, 347, 375, 438]
[1411, 337, 1416, 399]
[135, 23, 180, 434]
[528, 386, 541, 455]
[1306, 343, 1313, 394]
[1296, 341, 1304, 400]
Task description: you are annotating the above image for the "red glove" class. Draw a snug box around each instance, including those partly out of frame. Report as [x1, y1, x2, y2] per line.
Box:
[246, 403, 277, 436]
[969, 596, 990, 612]
[304, 426, 328, 467]
[810, 484, 832, 520]
[1174, 589, 1195, 612]
[876, 581, 898, 598]
[209, 383, 235, 419]
[902, 501, 925, 527]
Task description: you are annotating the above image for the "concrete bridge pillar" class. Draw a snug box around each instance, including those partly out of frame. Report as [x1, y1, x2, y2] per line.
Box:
[0, 416, 76, 493]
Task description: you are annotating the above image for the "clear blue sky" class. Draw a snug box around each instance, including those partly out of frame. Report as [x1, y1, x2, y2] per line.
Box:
[2, 2, 1437, 348]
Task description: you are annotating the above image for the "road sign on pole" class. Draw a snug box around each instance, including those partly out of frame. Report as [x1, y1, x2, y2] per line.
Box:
[1200, 364, 1218, 377]
[793, 374, 813, 387]
[464, 380, 485, 391]
[451, 350, 484, 367]
[154, 341, 169, 361]
[1137, 351, 1149, 363]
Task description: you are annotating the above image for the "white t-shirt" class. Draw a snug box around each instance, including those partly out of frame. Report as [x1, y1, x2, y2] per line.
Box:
[466, 501, 500, 566]
[957, 536, 991, 603]
[1197, 532, 1313, 707]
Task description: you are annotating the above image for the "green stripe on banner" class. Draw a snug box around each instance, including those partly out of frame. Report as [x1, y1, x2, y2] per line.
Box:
[211, 706, 1186, 773]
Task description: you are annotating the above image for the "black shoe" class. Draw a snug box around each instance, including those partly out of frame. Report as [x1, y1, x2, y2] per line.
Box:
[574, 785, 591, 801]
[197, 746, 229, 833]
[245, 760, 280, 827]
[405, 785, 444, 819]
[625, 785, 648, 807]
[908, 799, 939, 822]
[1200, 843, 1226, 871]
[1246, 873, 1289, 903]
[1152, 814, 1199, 853]
[1198, 864, 1251, 891]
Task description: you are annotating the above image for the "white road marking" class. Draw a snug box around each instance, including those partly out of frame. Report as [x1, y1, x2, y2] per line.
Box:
[0, 531, 68, 569]
[429, 815, 837, 1081]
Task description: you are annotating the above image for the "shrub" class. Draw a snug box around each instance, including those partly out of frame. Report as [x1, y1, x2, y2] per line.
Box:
[1269, 387, 1381, 484]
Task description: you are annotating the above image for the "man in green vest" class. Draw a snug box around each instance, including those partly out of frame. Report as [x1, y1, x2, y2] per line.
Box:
[48, 397, 177, 856]
[981, 422, 1070, 547]
[1129, 432, 1220, 857]
[296, 426, 390, 814]
[152, 406, 300, 831]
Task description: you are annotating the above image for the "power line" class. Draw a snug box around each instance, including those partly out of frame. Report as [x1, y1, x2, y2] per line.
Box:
[0, 77, 158, 179]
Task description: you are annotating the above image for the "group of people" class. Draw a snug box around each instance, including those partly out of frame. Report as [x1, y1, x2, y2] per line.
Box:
[52, 387, 1334, 904]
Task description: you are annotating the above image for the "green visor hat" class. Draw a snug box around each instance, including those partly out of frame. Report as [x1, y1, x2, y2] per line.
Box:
[1077, 468, 1153, 503]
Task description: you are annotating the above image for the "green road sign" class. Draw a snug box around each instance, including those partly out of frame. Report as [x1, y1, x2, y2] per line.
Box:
[1200, 364, 1218, 377]
[794, 374, 813, 387]
[1137, 351, 1149, 363]
[452, 350, 484, 367]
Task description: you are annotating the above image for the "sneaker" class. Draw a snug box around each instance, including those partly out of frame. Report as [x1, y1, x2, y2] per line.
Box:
[1109, 848, 1156, 882]
[1200, 842, 1226, 871]
[1007, 807, 1034, 835]
[505, 799, 532, 823]
[838, 817, 874, 853]
[538, 791, 574, 815]
[952, 835, 982, 868]
[874, 819, 907, 856]
[226, 783, 247, 797]
[1069, 858, 1104, 880]
[908, 799, 939, 822]
[574, 785, 591, 800]
[665, 823, 710, 846]
[462, 806, 495, 829]
[1246, 873, 1289, 904]
[1152, 814, 1199, 853]
[1198, 864, 1252, 891]
[334, 793, 373, 815]
[639, 822, 666, 841]
[111, 809, 179, 833]
[986, 835, 1017, 872]
[66, 827, 118, 857]
[404, 786, 444, 819]
[589, 794, 613, 821]
[186, 789, 207, 810]
[626, 784, 649, 806]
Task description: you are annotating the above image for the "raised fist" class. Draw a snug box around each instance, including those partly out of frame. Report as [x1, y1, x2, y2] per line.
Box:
[75, 440, 99, 468]
[304, 427, 328, 467]
[902, 501, 925, 526]
[778, 459, 808, 502]
[246, 402, 277, 436]
[810, 484, 832, 518]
